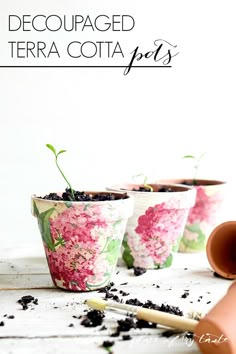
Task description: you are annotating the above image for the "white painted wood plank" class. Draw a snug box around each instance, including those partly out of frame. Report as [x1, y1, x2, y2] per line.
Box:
[0, 274, 54, 289]
[0, 275, 231, 336]
[0, 335, 201, 354]
[0, 257, 49, 275]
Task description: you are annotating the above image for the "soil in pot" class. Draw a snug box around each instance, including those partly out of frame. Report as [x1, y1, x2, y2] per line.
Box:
[40, 188, 128, 202]
[131, 185, 175, 193]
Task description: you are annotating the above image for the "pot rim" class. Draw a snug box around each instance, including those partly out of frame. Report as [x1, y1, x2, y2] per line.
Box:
[107, 183, 195, 193]
[32, 191, 133, 205]
[157, 178, 227, 186]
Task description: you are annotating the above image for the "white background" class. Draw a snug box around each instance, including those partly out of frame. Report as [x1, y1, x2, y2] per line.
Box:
[0, 0, 236, 246]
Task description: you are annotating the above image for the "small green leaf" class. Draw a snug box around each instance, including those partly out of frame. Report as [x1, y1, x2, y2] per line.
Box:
[182, 155, 195, 159]
[54, 234, 66, 247]
[65, 201, 73, 208]
[46, 144, 75, 200]
[113, 220, 121, 229]
[199, 152, 206, 160]
[122, 236, 134, 268]
[57, 150, 67, 157]
[161, 253, 173, 268]
[33, 201, 40, 217]
[37, 207, 55, 251]
[172, 234, 182, 252]
[107, 239, 120, 253]
[46, 144, 57, 156]
[106, 239, 120, 265]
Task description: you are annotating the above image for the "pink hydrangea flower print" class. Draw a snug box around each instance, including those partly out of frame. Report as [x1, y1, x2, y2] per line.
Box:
[134, 202, 187, 266]
[45, 204, 110, 291]
[187, 187, 224, 225]
[125, 232, 154, 268]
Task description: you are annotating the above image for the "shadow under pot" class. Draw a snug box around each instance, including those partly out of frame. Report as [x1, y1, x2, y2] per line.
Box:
[107, 183, 196, 269]
[31, 192, 134, 291]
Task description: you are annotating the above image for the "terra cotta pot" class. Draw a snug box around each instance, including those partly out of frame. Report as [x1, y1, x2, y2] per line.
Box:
[107, 184, 196, 269]
[206, 221, 236, 279]
[31, 192, 134, 291]
[195, 281, 236, 354]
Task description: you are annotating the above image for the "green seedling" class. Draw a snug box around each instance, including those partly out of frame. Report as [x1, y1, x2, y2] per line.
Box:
[183, 153, 205, 185]
[46, 144, 75, 199]
[133, 174, 153, 192]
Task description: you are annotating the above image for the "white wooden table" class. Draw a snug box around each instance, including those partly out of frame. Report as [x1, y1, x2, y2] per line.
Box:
[0, 243, 233, 354]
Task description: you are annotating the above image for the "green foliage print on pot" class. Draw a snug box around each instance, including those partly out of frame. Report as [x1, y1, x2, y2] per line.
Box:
[177, 154, 226, 252]
[178, 181, 226, 252]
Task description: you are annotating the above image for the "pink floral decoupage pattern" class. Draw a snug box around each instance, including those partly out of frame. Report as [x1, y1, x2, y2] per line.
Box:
[34, 201, 125, 291]
[180, 186, 225, 252]
[123, 198, 188, 269]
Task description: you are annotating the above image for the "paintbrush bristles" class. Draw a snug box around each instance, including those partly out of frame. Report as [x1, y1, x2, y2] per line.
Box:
[86, 298, 107, 311]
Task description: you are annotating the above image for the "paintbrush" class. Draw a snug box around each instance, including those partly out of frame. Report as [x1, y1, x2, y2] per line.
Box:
[86, 298, 198, 332]
[87, 283, 236, 354]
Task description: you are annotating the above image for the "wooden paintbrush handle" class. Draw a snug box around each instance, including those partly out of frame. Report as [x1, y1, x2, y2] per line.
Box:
[137, 308, 198, 332]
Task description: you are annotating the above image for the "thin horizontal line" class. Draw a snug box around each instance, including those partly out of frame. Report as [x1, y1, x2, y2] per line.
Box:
[0, 332, 167, 340]
[0, 273, 49, 275]
[0, 287, 54, 290]
[0, 65, 171, 68]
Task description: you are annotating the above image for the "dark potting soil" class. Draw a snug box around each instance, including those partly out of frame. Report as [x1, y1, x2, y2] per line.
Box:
[102, 340, 115, 348]
[122, 334, 132, 340]
[105, 292, 122, 302]
[17, 295, 38, 310]
[40, 188, 128, 202]
[98, 282, 115, 293]
[181, 180, 194, 186]
[117, 317, 136, 332]
[119, 290, 129, 296]
[125, 298, 183, 316]
[136, 319, 156, 329]
[132, 187, 152, 192]
[98, 282, 126, 303]
[108, 298, 184, 336]
[133, 267, 147, 276]
[80, 310, 105, 327]
[99, 325, 107, 331]
[132, 186, 173, 192]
